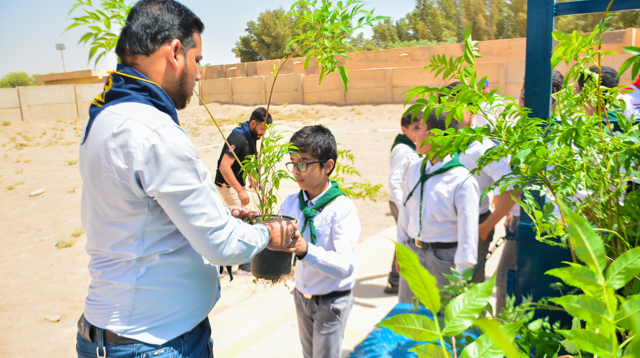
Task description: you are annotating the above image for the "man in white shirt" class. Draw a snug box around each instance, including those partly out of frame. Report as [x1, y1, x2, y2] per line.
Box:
[281, 125, 361, 358]
[397, 110, 480, 303]
[386, 112, 421, 294]
[76, 1, 299, 357]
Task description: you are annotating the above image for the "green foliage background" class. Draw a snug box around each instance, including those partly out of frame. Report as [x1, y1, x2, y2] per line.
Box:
[0, 72, 42, 88]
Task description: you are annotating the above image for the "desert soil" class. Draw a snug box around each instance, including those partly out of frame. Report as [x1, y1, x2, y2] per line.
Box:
[0, 103, 409, 357]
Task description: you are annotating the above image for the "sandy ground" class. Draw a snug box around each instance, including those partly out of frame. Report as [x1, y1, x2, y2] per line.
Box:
[0, 103, 504, 357]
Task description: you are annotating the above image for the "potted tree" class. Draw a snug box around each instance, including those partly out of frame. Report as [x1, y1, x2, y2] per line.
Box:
[193, 0, 385, 280]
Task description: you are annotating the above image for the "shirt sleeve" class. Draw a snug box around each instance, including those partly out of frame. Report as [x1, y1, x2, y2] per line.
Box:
[396, 165, 413, 245]
[301, 201, 360, 280]
[222, 132, 248, 158]
[132, 124, 269, 266]
[454, 175, 480, 273]
[389, 146, 412, 205]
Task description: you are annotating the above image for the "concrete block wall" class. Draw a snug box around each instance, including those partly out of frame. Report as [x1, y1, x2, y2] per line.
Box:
[18, 85, 78, 121]
[0, 88, 22, 122]
[75, 84, 106, 118]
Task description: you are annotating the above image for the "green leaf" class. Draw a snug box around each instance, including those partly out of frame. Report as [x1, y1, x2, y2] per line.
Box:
[616, 56, 635, 79]
[339, 66, 348, 93]
[617, 294, 640, 330]
[623, 46, 640, 56]
[409, 344, 452, 358]
[605, 247, 640, 289]
[546, 265, 603, 291]
[556, 329, 613, 356]
[376, 313, 440, 342]
[443, 274, 495, 336]
[461, 320, 524, 358]
[395, 243, 441, 314]
[472, 318, 522, 358]
[557, 201, 606, 275]
[549, 294, 609, 324]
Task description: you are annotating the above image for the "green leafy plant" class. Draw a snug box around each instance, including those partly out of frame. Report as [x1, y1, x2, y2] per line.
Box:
[401, 14, 640, 286]
[331, 149, 383, 201]
[377, 243, 521, 358]
[241, 125, 296, 220]
[66, 0, 132, 67]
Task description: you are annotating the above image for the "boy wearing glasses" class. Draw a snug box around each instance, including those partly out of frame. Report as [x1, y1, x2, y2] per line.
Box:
[280, 125, 360, 358]
[398, 110, 479, 303]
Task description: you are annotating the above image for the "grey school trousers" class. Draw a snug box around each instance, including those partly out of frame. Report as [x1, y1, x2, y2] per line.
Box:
[294, 288, 354, 358]
[399, 239, 457, 304]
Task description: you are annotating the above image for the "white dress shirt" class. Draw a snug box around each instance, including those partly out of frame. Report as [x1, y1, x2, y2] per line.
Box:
[397, 156, 480, 273]
[459, 139, 513, 214]
[622, 84, 640, 119]
[79, 102, 269, 344]
[389, 143, 421, 206]
[280, 184, 360, 296]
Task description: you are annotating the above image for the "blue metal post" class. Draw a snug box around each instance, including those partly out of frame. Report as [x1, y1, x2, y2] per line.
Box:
[514, 0, 640, 324]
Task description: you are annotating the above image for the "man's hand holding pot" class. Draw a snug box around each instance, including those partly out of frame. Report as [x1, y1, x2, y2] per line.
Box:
[264, 219, 300, 251]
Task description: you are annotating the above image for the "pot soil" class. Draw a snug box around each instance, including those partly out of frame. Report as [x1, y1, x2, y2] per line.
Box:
[250, 215, 298, 280]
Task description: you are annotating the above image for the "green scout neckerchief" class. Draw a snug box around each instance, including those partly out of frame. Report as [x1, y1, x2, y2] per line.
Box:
[391, 134, 417, 152]
[298, 180, 345, 245]
[403, 153, 466, 236]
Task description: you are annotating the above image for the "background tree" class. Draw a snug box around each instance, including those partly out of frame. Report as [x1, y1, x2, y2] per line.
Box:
[0, 72, 42, 88]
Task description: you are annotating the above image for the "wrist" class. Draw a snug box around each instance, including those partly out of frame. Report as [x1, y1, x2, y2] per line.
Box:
[296, 240, 309, 260]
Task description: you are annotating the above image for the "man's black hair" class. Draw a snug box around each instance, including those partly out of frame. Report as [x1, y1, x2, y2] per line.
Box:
[578, 66, 619, 90]
[249, 107, 273, 125]
[552, 70, 564, 94]
[290, 125, 338, 176]
[425, 110, 461, 134]
[401, 111, 423, 128]
[115, 0, 204, 63]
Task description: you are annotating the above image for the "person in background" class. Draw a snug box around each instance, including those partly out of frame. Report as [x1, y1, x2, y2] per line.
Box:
[214, 107, 270, 274]
[280, 125, 360, 358]
[385, 112, 421, 294]
[76, 1, 299, 357]
[397, 109, 480, 302]
[443, 81, 517, 283]
[621, 73, 640, 119]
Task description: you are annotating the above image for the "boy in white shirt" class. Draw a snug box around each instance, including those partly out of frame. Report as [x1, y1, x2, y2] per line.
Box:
[386, 112, 421, 294]
[443, 81, 516, 282]
[398, 110, 480, 303]
[280, 125, 361, 358]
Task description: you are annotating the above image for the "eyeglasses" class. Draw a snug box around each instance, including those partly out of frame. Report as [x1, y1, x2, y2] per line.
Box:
[286, 160, 325, 173]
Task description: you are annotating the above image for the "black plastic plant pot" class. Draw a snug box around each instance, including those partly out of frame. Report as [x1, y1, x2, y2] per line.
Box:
[250, 215, 298, 280]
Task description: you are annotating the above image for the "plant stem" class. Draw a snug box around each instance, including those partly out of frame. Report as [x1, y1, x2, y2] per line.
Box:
[192, 90, 265, 206]
[539, 171, 577, 263]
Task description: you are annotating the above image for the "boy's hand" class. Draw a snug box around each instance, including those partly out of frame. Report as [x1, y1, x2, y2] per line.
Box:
[228, 206, 257, 221]
[284, 235, 308, 256]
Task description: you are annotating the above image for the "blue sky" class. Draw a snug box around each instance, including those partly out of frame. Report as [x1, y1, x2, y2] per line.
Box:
[0, 0, 415, 76]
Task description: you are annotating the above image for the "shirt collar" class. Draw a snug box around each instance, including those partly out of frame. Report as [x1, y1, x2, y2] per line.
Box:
[303, 181, 332, 207]
[425, 154, 453, 174]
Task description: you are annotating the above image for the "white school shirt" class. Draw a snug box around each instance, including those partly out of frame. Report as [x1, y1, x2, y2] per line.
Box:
[397, 156, 480, 273]
[280, 185, 361, 296]
[622, 84, 640, 119]
[79, 102, 269, 344]
[389, 143, 421, 206]
[458, 139, 513, 214]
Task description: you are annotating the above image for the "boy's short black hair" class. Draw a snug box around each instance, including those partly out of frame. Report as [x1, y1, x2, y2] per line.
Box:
[425, 110, 461, 134]
[552, 70, 564, 94]
[578, 66, 619, 90]
[249, 107, 273, 124]
[116, 0, 204, 64]
[401, 111, 423, 128]
[290, 125, 338, 176]
[438, 81, 462, 103]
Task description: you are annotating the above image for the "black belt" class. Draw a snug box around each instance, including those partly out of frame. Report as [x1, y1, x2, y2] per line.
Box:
[300, 289, 351, 300]
[414, 240, 458, 250]
[78, 314, 142, 345]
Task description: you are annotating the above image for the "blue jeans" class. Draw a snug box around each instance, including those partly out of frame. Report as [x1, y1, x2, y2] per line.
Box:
[76, 318, 213, 358]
